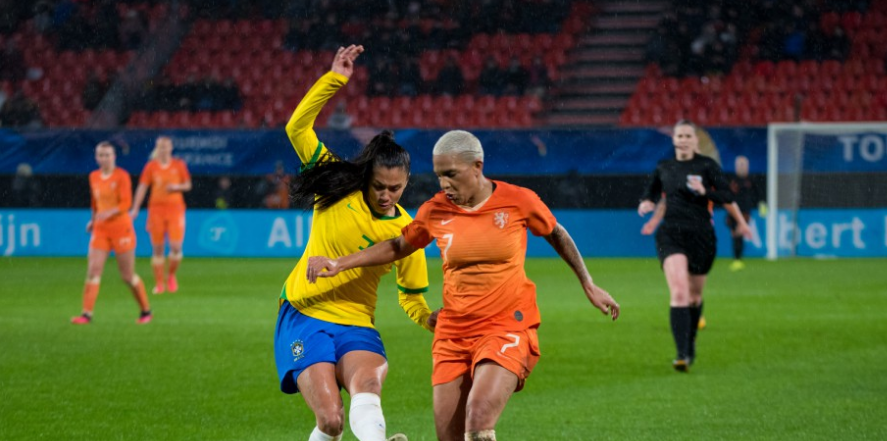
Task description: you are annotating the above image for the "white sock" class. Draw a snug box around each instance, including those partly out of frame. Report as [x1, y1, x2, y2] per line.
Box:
[309, 426, 342, 441]
[349, 392, 387, 441]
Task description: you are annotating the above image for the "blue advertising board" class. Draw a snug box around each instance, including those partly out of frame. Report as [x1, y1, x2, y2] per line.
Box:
[1, 128, 770, 176]
[2, 208, 883, 258]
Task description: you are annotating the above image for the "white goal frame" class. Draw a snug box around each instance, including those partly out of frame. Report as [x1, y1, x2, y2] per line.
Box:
[766, 122, 887, 260]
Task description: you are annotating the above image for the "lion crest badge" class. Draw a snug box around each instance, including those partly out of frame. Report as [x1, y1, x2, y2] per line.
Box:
[493, 212, 508, 229]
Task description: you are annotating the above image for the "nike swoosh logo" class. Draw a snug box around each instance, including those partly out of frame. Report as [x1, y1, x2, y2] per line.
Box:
[347, 203, 358, 212]
[441, 219, 454, 225]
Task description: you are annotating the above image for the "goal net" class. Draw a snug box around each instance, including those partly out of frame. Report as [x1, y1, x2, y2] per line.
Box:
[766, 122, 887, 259]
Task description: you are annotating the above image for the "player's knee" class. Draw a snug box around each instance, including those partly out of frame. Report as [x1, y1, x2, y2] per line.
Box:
[315, 407, 344, 436]
[465, 397, 499, 430]
[352, 376, 383, 395]
[120, 273, 138, 286]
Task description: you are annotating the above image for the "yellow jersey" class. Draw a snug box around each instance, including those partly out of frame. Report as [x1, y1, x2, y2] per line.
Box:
[281, 71, 432, 330]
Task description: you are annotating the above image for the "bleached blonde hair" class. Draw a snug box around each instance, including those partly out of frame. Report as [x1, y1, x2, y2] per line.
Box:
[432, 130, 484, 163]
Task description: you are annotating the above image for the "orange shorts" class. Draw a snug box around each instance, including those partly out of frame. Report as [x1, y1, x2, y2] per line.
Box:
[90, 224, 137, 253]
[431, 328, 540, 391]
[146, 206, 186, 245]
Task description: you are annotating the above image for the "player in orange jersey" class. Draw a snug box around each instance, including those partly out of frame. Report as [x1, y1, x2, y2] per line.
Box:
[71, 141, 152, 325]
[307, 130, 620, 441]
[131, 136, 192, 294]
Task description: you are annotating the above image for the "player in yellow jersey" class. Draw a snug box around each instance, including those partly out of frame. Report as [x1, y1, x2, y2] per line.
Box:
[273, 45, 432, 441]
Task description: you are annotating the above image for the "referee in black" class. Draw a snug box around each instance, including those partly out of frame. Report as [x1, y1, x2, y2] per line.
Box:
[726, 155, 766, 271]
[638, 120, 752, 372]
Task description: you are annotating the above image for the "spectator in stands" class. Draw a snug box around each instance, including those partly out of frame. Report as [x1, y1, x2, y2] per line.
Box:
[783, 23, 805, 61]
[92, 0, 121, 50]
[367, 57, 396, 96]
[326, 101, 353, 130]
[804, 22, 827, 61]
[11, 163, 41, 207]
[263, 160, 292, 209]
[195, 75, 220, 111]
[0, 91, 42, 128]
[215, 176, 232, 209]
[758, 22, 785, 62]
[502, 56, 529, 96]
[119, 9, 147, 51]
[398, 56, 422, 96]
[32, 1, 53, 34]
[283, 17, 320, 52]
[177, 75, 200, 111]
[82, 70, 110, 111]
[0, 0, 30, 34]
[527, 56, 550, 97]
[218, 78, 242, 111]
[318, 12, 343, 51]
[646, 25, 670, 66]
[689, 23, 717, 75]
[434, 55, 464, 96]
[705, 41, 730, 76]
[0, 40, 26, 85]
[824, 25, 850, 61]
[478, 57, 503, 96]
[152, 76, 179, 111]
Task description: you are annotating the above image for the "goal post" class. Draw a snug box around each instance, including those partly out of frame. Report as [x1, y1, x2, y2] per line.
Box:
[766, 122, 887, 260]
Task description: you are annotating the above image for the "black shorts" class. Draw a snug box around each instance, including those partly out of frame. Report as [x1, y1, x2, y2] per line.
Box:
[655, 224, 716, 275]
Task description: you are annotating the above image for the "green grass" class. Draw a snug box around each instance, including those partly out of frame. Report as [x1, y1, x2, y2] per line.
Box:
[1, 257, 886, 440]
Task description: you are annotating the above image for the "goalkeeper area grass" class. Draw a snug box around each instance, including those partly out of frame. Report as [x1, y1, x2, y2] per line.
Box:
[1, 257, 885, 440]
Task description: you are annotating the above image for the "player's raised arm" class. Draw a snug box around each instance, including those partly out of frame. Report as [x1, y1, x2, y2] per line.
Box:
[543, 223, 620, 320]
[306, 235, 418, 283]
[285, 45, 364, 168]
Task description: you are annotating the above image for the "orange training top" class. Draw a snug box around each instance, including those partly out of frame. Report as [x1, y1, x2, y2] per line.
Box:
[139, 158, 191, 208]
[402, 180, 557, 339]
[89, 167, 133, 229]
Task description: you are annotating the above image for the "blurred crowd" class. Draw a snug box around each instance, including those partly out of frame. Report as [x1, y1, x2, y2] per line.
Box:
[284, 0, 566, 97]
[646, 0, 868, 78]
[0, 0, 149, 51]
[132, 75, 242, 113]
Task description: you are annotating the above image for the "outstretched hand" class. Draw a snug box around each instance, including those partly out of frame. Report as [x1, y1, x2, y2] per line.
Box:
[638, 200, 655, 217]
[331, 45, 364, 79]
[641, 219, 658, 235]
[585, 283, 620, 321]
[306, 256, 341, 283]
[736, 223, 753, 240]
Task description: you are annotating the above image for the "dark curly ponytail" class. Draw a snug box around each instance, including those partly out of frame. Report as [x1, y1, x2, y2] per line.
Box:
[291, 130, 411, 210]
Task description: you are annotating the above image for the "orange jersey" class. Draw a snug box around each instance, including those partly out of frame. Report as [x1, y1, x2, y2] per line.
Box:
[89, 168, 133, 229]
[402, 181, 557, 339]
[139, 158, 191, 208]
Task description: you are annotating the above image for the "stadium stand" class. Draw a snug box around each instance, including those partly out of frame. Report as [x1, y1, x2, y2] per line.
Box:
[0, 2, 171, 128]
[621, 0, 887, 126]
[126, 0, 592, 129]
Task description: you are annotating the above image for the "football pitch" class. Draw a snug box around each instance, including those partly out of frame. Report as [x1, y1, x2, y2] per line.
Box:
[1, 257, 885, 440]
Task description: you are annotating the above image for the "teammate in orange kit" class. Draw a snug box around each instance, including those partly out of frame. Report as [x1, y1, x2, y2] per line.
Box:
[131, 136, 192, 294]
[72, 141, 152, 325]
[307, 130, 620, 441]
